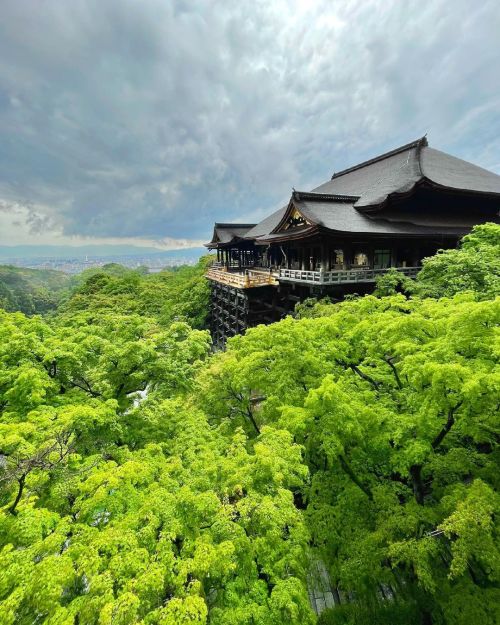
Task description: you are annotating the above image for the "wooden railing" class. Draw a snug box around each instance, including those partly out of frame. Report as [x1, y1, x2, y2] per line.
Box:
[210, 260, 255, 269]
[206, 267, 278, 289]
[279, 266, 421, 285]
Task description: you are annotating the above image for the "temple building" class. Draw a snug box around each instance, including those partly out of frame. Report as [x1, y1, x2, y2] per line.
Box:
[206, 137, 500, 348]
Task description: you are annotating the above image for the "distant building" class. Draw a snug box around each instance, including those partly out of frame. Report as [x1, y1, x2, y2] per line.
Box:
[206, 137, 500, 348]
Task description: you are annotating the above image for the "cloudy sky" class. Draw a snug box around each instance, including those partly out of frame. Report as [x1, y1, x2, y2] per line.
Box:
[0, 0, 499, 249]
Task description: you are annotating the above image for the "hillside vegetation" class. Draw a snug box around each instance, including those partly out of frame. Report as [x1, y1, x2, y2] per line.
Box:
[0, 225, 498, 625]
[0, 265, 71, 315]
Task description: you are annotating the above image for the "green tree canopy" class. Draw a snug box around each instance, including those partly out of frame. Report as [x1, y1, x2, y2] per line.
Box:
[197, 293, 500, 623]
[1, 231, 499, 624]
[416, 223, 500, 300]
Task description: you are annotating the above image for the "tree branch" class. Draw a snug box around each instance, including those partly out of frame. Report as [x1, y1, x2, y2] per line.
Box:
[339, 454, 373, 501]
[70, 378, 101, 397]
[409, 464, 424, 505]
[432, 402, 462, 450]
[349, 364, 380, 390]
[246, 406, 261, 436]
[384, 356, 403, 389]
[8, 473, 26, 515]
[335, 359, 380, 390]
[226, 386, 261, 435]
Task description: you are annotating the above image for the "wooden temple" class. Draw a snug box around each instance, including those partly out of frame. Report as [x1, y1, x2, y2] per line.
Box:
[206, 137, 500, 348]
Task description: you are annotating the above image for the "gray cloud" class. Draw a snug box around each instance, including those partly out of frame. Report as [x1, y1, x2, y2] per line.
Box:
[0, 0, 499, 244]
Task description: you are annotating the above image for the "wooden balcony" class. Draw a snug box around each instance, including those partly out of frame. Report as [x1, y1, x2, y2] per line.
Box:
[211, 260, 255, 269]
[206, 267, 278, 289]
[278, 266, 421, 285]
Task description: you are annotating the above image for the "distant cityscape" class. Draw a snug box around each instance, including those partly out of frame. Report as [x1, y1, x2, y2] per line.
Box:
[2, 252, 203, 274]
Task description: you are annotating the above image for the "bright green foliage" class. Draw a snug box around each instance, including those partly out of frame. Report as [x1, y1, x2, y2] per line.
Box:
[0, 309, 210, 413]
[373, 223, 500, 300]
[0, 299, 312, 623]
[200, 294, 500, 622]
[416, 222, 500, 299]
[1, 233, 499, 624]
[373, 268, 417, 297]
[159, 257, 212, 329]
[198, 315, 340, 437]
[317, 601, 421, 625]
[0, 400, 313, 625]
[62, 257, 211, 328]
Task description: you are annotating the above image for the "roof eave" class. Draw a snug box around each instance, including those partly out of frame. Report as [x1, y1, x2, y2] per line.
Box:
[356, 175, 500, 215]
[256, 224, 321, 244]
[269, 192, 360, 235]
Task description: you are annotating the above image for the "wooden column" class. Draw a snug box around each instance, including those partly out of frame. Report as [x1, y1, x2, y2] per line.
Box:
[321, 244, 328, 270]
[412, 246, 420, 267]
[344, 245, 351, 269]
[390, 247, 397, 268]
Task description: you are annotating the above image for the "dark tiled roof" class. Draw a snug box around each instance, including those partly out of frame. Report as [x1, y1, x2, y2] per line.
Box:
[296, 199, 472, 235]
[312, 138, 424, 208]
[244, 206, 287, 239]
[312, 137, 500, 210]
[206, 223, 256, 247]
[208, 138, 500, 243]
[420, 148, 500, 194]
[244, 138, 500, 239]
[255, 199, 470, 242]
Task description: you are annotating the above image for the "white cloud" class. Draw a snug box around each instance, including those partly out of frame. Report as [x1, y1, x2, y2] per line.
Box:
[0, 202, 202, 248]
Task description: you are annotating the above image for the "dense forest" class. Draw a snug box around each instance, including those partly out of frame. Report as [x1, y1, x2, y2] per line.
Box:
[0, 224, 498, 625]
[0, 265, 72, 315]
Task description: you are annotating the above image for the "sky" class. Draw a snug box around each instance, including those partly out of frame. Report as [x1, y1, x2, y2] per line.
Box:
[0, 0, 499, 250]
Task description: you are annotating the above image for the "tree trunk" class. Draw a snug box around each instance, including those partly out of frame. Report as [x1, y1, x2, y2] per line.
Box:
[339, 455, 373, 501]
[409, 464, 424, 505]
[8, 473, 26, 515]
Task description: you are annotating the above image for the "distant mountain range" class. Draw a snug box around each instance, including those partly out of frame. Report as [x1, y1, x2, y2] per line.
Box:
[0, 244, 206, 260]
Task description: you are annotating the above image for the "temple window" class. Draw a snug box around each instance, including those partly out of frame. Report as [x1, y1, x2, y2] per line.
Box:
[373, 249, 391, 269]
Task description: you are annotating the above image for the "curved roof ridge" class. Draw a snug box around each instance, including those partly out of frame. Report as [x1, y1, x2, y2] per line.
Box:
[292, 190, 359, 202]
[214, 222, 256, 228]
[331, 136, 428, 180]
[415, 134, 427, 179]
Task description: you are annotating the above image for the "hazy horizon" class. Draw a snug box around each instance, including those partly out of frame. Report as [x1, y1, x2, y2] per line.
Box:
[0, 242, 206, 259]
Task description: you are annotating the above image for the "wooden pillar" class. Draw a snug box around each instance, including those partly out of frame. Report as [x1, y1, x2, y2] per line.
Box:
[390, 247, 397, 268]
[369, 244, 374, 269]
[321, 243, 328, 271]
[412, 246, 420, 267]
[344, 245, 351, 269]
